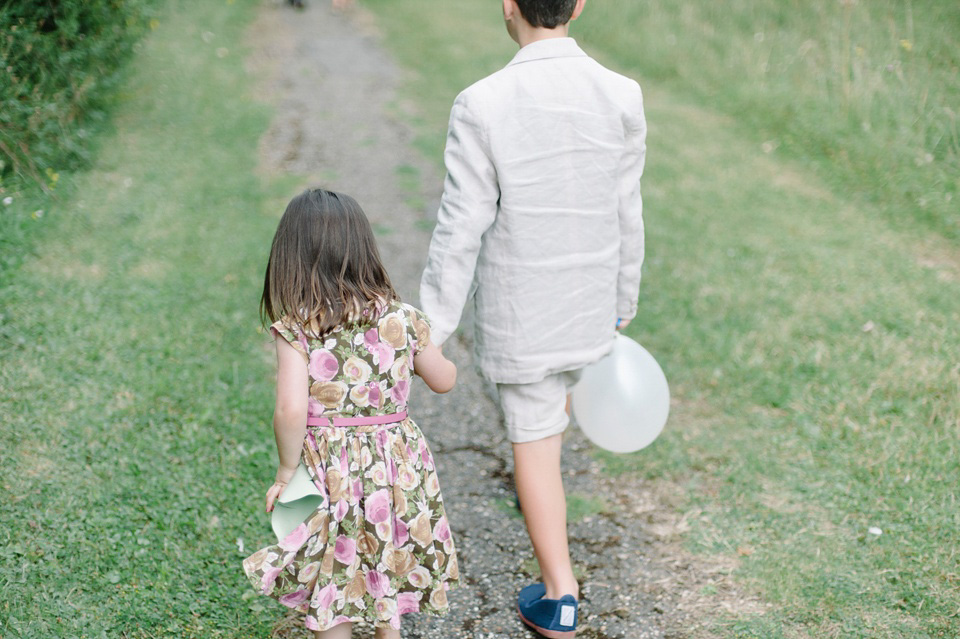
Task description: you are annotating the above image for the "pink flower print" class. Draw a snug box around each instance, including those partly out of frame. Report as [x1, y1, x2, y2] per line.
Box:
[393, 514, 409, 547]
[279, 588, 310, 608]
[309, 350, 339, 382]
[334, 499, 349, 522]
[375, 430, 389, 455]
[390, 354, 410, 381]
[389, 380, 410, 406]
[433, 516, 451, 544]
[307, 397, 325, 417]
[419, 439, 434, 470]
[352, 478, 364, 503]
[314, 582, 338, 611]
[332, 615, 352, 626]
[397, 591, 421, 615]
[374, 597, 399, 626]
[364, 327, 379, 351]
[367, 382, 383, 408]
[365, 570, 392, 599]
[377, 343, 396, 374]
[375, 520, 393, 542]
[366, 489, 392, 524]
[260, 566, 282, 593]
[364, 328, 397, 373]
[298, 561, 321, 584]
[279, 523, 310, 551]
[343, 356, 372, 384]
[334, 535, 356, 565]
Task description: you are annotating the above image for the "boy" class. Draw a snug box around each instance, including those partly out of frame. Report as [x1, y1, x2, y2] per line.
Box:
[420, 0, 646, 635]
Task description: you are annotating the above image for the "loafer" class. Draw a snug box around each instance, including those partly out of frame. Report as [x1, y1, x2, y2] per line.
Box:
[517, 583, 545, 607]
[517, 584, 578, 638]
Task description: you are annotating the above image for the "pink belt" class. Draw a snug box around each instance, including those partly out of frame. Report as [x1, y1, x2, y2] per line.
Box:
[306, 411, 407, 428]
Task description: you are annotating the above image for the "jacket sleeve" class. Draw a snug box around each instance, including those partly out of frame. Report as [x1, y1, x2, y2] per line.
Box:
[616, 82, 647, 323]
[419, 91, 500, 345]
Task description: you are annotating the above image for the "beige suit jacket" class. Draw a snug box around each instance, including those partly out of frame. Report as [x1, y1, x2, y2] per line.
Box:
[420, 37, 647, 384]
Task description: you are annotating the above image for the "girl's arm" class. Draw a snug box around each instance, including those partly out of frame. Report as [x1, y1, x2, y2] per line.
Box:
[414, 341, 457, 394]
[265, 336, 309, 513]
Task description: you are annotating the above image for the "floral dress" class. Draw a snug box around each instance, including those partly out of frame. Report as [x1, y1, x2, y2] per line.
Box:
[242, 301, 459, 631]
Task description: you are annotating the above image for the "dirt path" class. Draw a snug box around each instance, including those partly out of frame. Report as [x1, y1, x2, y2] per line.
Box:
[244, 3, 760, 637]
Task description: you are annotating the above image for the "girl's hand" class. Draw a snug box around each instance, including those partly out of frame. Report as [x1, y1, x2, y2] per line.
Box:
[265, 465, 298, 513]
[413, 341, 457, 393]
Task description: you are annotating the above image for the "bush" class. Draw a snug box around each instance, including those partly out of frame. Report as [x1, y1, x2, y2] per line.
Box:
[0, 0, 158, 188]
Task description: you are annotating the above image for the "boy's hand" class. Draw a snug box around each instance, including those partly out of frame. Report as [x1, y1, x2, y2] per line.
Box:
[616, 317, 631, 331]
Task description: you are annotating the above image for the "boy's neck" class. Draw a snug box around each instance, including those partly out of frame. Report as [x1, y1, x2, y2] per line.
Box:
[514, 24, 570, 49]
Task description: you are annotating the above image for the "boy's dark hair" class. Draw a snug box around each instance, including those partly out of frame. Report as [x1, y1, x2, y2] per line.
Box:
[514, 0, 578, 29]
[261, 188, 397, 337]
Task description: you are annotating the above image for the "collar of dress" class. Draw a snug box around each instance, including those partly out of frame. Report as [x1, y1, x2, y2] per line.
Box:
[506, 37, 587, 67]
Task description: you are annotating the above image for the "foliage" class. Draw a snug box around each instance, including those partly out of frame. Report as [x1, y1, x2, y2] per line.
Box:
[0, 0, 157, 185]
[0, 0, 159, 285]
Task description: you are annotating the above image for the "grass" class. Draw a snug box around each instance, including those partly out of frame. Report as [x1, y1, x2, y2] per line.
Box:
[575, 0, 960, 241]
[0, 181, 53, 288]
[0, 0, 295, 636]
[363, 1, 960, 637]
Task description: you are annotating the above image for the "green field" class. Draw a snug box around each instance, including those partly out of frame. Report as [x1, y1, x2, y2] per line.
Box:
[363, 1, 959, 637]
[0, 1, 289, 636]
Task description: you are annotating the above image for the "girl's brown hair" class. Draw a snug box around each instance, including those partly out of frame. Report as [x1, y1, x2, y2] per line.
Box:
[260, 188, 397, 336]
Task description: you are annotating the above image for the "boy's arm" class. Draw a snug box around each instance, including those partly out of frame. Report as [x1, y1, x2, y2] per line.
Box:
[420, 92, 499, 345]
[617, 83, 647, 325]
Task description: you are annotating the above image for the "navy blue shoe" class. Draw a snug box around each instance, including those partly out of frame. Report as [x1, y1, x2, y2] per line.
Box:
[517, 583, 545, 607]
[517, 584, 578, 638]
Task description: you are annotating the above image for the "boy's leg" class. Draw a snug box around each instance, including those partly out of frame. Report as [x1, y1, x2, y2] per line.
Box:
[501, 372, 582, 601]
[514, 432, 579, 600]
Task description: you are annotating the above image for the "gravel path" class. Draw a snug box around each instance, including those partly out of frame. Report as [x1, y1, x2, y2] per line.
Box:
[245, 3, 759, 637]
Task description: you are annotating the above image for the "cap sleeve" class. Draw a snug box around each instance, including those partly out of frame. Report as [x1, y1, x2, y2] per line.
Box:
[270, 319, 309, 361]
[404, 305, 433, 355]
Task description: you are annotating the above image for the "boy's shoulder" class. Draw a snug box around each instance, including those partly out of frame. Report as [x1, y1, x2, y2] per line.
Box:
[455, 40, 641, 115]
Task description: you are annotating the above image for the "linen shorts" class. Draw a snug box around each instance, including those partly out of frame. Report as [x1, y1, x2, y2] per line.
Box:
[497, 369, 584, 444]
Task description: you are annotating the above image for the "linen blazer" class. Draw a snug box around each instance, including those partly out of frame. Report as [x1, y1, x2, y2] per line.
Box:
[420, 37, 647, 384]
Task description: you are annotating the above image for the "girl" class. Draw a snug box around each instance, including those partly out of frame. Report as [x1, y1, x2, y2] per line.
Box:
[243, 189, 459, 638]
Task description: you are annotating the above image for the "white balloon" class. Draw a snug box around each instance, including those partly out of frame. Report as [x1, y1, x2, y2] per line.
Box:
[571, 334, 670, 453]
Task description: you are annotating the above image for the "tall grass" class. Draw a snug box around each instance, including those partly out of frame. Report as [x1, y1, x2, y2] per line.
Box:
[576, 0, 959, 239]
